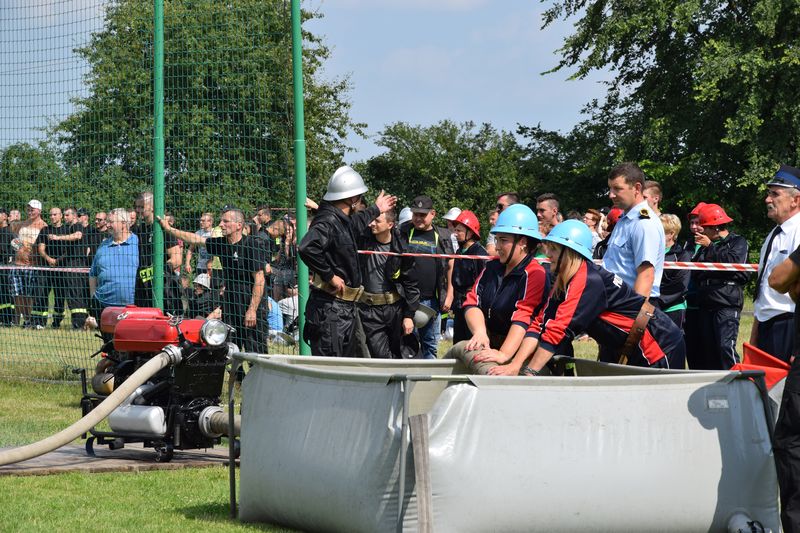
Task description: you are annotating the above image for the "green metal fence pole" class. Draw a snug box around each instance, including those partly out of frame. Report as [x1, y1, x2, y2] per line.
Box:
[291, 0, 310, 355]
[153, 0, 165, 310]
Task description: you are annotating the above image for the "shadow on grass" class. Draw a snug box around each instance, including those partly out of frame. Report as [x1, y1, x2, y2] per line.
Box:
[180, 502, 298, 532]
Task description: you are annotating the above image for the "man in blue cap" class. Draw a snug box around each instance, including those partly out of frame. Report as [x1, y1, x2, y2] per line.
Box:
[751, 164, 800, 362]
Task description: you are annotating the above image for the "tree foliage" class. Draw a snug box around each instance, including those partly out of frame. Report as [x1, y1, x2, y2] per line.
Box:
[360, 120, 525, 223]
[47, 0, 359, 219]
[534, 0, 800, 239]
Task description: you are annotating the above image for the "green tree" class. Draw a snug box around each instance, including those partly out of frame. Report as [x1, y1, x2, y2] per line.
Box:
[53, 0, 361, 219]
[0, 143, 66, 210]
[538, 0, 800, 238]
[360, 120, 524, 227]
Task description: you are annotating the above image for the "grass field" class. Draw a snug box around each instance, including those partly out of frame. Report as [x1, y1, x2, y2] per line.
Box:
[0, 299, 757, 531]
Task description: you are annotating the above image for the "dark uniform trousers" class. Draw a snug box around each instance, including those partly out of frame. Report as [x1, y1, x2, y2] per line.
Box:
[357, 301, 403, 359]
[0, 271, 13, 325]
[696, 307, 741, 370]
[757, 313, 795, 363]
[683, 307, 703, 368]
[30, 270, 49, 327]
[303, 289, 358, 357]
[47, 267, 69, 327]
[775, 360, 800, 533]
[452, 294, 470, 344]
[65, 259, 88, 328]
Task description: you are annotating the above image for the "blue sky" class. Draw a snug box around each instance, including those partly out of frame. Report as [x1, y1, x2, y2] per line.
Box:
[306, 0, 609, 162]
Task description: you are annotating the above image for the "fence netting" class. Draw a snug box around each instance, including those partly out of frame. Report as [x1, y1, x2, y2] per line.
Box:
[0, 0, 298, 380]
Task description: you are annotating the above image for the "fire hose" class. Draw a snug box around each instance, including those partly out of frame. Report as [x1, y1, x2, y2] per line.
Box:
[0, 345, 192, 466]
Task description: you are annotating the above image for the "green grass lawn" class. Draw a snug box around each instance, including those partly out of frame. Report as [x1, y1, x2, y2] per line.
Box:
[0, 467, 293, 532]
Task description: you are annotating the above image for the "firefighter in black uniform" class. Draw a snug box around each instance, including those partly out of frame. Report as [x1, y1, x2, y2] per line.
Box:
[692, 203, 750, 370]
[132, 191, 181, 313]
[298, 165, 397, 357]
[355, 210, 418, 358]
[36, 207, 70, 328]
[449, 210, 487, 343]
[768, 244, 800, 533]
[683, 202, 707, 369]
[495, 220, 685, 376]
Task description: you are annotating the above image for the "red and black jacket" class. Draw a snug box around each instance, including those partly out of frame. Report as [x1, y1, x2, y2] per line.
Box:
[463, 254, 548, 339]
[527, 261, 683, 367]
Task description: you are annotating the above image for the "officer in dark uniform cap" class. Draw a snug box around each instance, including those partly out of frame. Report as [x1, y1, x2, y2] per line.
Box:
[298, 166, 397, 357]
[768, 233, 800, 533]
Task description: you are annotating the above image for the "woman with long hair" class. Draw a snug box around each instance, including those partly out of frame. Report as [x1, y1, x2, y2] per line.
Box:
[445, 204, 549, 374]
[482, 220, 685, 376]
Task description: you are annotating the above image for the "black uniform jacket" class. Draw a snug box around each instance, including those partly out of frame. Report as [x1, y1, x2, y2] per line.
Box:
[660, 242, 691, 309]
[694, 232, 750, 309]
[357, 226, 420, 320]
[464, 254, 548, 339]
[528, 261, 683, 366]
[398, 221, 452, 308]
[452, 241, 488, 300]
[298, 202, 380, 288]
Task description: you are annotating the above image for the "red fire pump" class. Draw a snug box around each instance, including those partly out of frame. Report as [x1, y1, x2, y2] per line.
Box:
[76, 306, 235, 462]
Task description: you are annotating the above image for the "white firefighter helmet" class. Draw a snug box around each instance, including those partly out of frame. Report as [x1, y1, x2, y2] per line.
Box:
[443, 207, 462, 221]
[413, 302, 438, 329]
[398, 207, 413, 225]
[322, 165, 368, 202]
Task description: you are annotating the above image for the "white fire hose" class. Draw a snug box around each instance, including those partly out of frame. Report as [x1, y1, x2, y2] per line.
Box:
[0, 345, 184, 466]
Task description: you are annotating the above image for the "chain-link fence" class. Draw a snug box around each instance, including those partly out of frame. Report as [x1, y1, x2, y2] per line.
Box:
[0, 0, 300, 380]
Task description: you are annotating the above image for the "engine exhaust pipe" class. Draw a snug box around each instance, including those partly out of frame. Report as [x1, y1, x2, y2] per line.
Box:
[0, 345, 184, 466]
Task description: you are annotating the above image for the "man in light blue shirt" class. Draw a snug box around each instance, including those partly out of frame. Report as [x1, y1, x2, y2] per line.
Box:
[89, 208, 139, 315]
[602, 162, 665, 300]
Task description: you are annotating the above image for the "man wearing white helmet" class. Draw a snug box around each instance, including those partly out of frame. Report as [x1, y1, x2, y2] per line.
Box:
[442, 207, 461, 254]
[298, 165, 397, 357]
[398, 207, 412, 226]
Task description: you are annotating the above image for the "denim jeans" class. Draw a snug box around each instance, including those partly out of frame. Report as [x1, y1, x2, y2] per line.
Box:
[416, 298, 440, 359]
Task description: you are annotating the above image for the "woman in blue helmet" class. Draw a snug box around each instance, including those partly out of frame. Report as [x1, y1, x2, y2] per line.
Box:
[445, 204, 549, 374]
[484, 220, 685, 375]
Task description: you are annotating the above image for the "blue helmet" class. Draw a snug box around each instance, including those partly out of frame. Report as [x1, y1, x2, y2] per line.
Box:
[490, 204, 542, 240]
[543, 220, 594, 260]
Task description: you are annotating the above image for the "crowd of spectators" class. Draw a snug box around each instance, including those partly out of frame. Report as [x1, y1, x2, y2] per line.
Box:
[0, 195, 299, 349]
[3, 162, 797, 372]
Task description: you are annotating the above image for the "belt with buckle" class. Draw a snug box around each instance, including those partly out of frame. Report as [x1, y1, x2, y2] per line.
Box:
[311, 274, 363, 302]
[358, 290, 401, 306]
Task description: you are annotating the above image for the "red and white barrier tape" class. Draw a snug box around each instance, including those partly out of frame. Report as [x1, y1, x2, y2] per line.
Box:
[356, 249, 760, 272]
[0, 265, 90, 273]
[0, 254, 761, 274]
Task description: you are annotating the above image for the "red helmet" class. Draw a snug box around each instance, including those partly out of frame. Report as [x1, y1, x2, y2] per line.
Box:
[454, 210, 480, 237]
[688, 202, 707, 219]
[697, 203, 733, 227]
[606, 207, 624, 227]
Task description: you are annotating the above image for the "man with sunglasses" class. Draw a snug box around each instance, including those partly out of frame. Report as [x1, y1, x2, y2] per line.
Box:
[487, 192, 519, 255]
[751, 164, 800, 362]
[85, 211, 108, 267]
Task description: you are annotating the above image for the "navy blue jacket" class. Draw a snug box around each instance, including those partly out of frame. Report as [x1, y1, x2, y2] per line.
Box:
[464, 254, 549, 339]
[528, 261, 684, 367]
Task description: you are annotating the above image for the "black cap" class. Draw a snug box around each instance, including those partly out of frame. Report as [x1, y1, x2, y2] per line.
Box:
[0, 207, 7, 215]
[77, 207, 89, 216]
[410, 195, 433, 214]
[599, 206, 611, 216]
